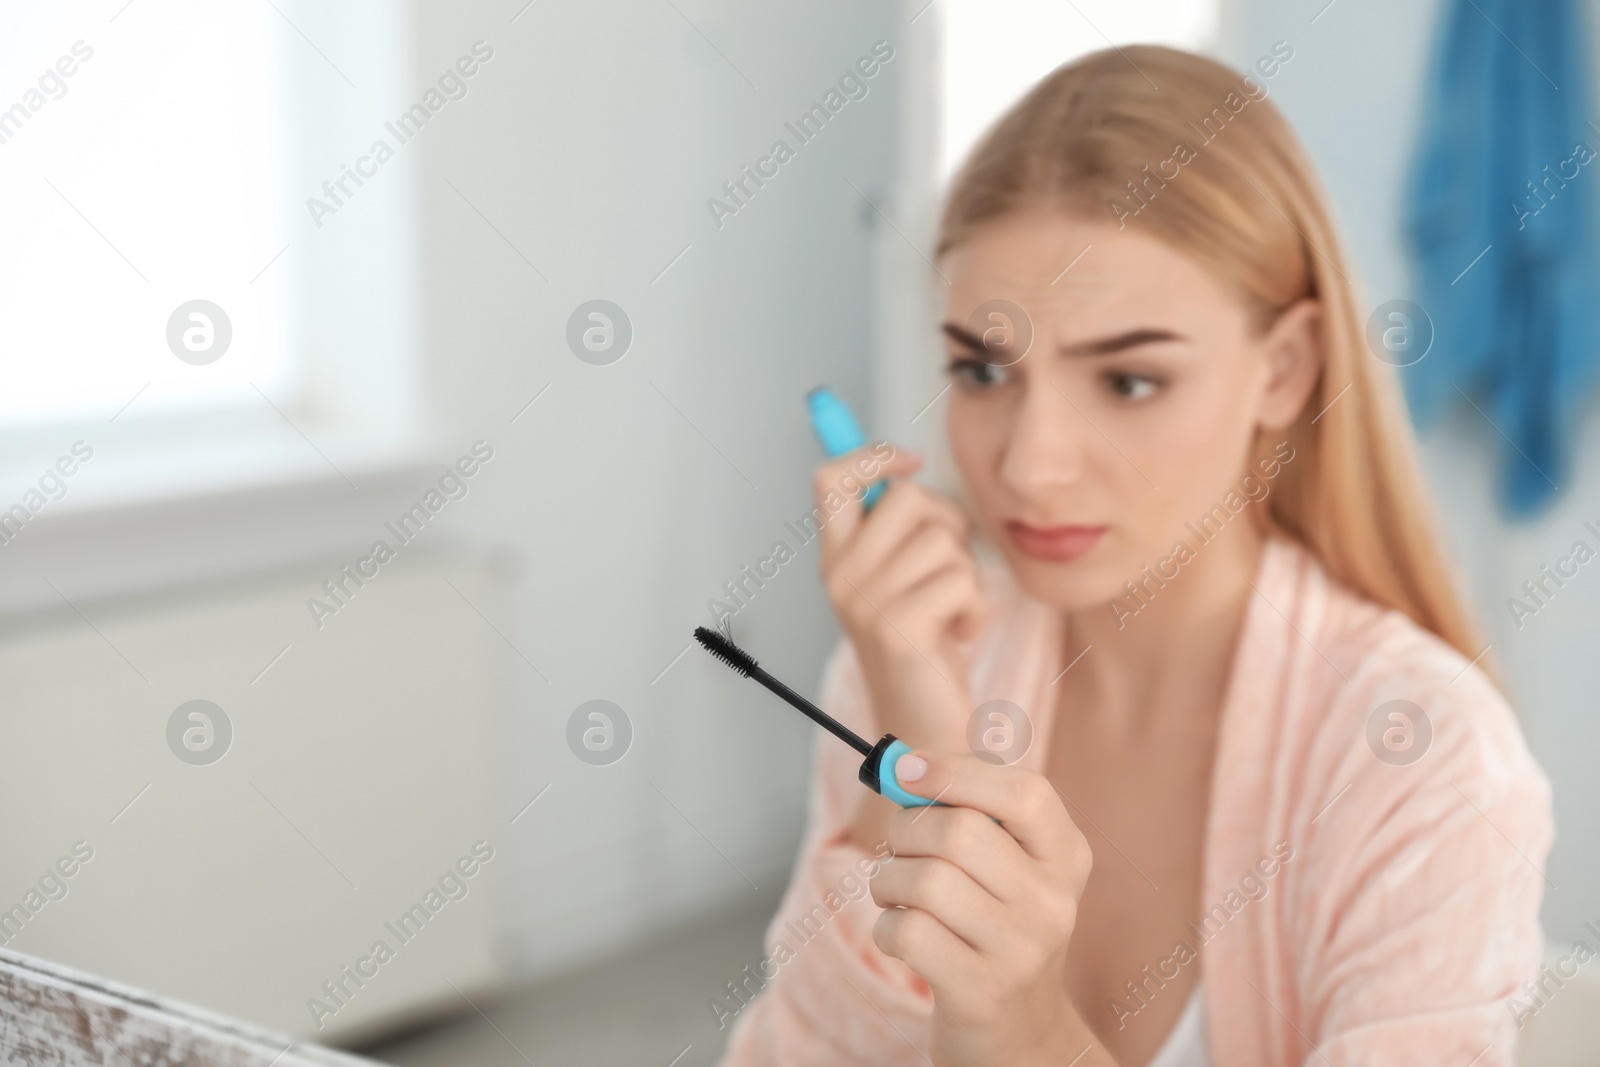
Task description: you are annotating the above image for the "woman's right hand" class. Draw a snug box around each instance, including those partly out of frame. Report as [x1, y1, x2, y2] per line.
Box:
[815, 442, 986, 843]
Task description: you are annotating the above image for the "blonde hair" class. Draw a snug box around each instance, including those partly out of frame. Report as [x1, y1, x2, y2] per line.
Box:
[935, 44, 1496, 682]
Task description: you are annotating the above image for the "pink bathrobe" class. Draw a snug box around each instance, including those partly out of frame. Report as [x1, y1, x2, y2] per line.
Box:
[715, 534, 1554, 1066]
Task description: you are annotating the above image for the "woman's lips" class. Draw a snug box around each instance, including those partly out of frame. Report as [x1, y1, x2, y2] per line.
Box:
[1007, 522, 1106, 562]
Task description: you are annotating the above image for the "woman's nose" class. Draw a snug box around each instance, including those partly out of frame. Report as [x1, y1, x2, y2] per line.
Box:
[998, 379, 1088, 494]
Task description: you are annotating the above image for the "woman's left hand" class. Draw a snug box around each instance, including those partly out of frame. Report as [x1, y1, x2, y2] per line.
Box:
[869, 750, 1108, 1067]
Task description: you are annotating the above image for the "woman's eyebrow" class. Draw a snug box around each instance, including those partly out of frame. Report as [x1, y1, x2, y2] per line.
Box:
[941, 322, 1186, 357]
[941, 322, 1012, 356]
[1061, 327, 1187, 356]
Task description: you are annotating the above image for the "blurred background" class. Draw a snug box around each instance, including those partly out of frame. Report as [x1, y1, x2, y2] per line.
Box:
[1, 0, 1597, 1063]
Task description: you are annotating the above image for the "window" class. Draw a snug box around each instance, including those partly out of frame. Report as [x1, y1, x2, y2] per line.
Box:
[0, 1, 420, 504]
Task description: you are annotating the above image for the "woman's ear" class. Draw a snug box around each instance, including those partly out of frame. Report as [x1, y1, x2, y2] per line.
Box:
[1256, 298, 1323, 432]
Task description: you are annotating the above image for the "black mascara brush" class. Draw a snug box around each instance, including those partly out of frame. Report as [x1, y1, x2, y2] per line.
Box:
[693, 626, 943, 809]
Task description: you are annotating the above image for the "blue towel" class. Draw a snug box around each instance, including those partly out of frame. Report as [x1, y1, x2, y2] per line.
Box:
[1401, 0, 1600, 517]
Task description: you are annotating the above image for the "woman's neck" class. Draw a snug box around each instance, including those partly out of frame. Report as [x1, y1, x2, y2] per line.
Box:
[1057, 520, 1268, 734]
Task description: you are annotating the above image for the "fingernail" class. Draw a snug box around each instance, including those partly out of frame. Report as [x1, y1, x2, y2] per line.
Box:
[896, 753, 928, 783]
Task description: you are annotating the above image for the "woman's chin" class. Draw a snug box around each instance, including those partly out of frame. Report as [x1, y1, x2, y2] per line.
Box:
[999, 545, 1130, 613]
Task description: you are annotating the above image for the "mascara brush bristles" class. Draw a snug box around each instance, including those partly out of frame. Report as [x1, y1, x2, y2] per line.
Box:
[693, 625, 757, 676]
[690, 626, 872, 756]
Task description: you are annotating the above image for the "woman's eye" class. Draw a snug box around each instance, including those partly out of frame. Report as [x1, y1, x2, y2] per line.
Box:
[946, 358, 1010, 389]
[1105, 371, 1160, 400]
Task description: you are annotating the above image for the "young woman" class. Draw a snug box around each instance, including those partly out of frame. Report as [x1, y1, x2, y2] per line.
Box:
[716, 45, 1552, 1066]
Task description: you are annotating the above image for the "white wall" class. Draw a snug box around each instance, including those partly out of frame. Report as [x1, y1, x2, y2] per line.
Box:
[0, 0, 909, 1036]
[1223, 0, 1600, 947]
[402, 0, 905, 977]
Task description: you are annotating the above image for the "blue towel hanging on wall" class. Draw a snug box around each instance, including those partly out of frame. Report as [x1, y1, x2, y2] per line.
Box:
[1401, 0, 1600, 517]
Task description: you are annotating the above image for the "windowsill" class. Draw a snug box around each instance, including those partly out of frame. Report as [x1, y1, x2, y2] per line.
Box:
[0, 426, 481, 619]
[2, 426, 429, 519]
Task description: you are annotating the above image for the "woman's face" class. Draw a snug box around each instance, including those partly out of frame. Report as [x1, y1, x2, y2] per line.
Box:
[940, 207, 1318, 611]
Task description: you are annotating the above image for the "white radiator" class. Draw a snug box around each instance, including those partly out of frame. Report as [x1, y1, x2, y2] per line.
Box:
[0, 550, 506, 1042]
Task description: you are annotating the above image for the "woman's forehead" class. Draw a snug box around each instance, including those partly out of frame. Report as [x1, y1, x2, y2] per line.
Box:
[944, 211, 1209, 285]
[939, 229, 1227, 334]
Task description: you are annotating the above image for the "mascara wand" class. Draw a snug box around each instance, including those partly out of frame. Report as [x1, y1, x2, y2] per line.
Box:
[692, 626, 944, 810]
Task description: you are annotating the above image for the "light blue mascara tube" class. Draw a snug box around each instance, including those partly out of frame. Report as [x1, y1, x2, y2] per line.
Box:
[806, 386, 887, 510]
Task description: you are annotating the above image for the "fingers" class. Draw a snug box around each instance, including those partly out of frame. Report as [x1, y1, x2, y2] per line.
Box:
[813, 441, 920, 559]
[820, 468, 980, 657]
[897, 565, 986, 648]
[890, 752, 1086, 869]
[871, 902, 984, 991]
[869, 521, 975, 603]
[812, 440, 985, 758]
[870, 855, 1005, 952]
[884, 803, 1030, 905]
[837, 520, 982, 648]
[843, 478, 969, 579]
